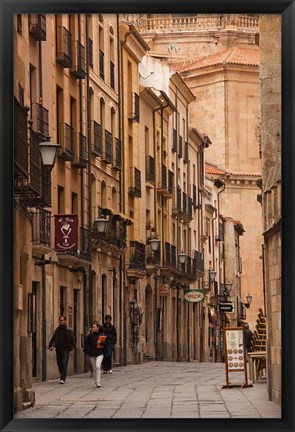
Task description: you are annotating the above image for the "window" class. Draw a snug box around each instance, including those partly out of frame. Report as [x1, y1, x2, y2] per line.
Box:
[17, 14, 22, 34]
[58, 186, 65, 213]
[101, 180, 107, 208]
[98, 15, 104, 80]
[110, 26, 115, 89]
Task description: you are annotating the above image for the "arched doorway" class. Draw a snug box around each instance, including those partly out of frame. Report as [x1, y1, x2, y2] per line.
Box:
[145, 284, 153, 359]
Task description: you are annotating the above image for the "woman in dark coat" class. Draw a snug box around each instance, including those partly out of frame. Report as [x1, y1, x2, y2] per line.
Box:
[83, 321, 106, 388]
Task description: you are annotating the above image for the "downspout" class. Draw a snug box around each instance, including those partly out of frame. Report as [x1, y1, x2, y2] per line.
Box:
[117, 14, 124, 366]
[84, 14, 91, 371]
[174, 91, 179, 363]
[152, 104, 162, 361]
[186, 101, 190, 362]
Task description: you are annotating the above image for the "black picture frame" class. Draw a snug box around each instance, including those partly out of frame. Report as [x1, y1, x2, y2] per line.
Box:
[1, 1, 294, 431]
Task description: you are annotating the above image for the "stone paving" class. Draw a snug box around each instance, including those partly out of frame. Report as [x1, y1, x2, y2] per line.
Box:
[15, 361, 281, 419]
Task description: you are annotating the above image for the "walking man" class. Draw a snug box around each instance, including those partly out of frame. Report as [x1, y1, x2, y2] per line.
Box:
[102, 315, 117, 374]
[49, 315, 76, 384]
[244, 323, 253, 360]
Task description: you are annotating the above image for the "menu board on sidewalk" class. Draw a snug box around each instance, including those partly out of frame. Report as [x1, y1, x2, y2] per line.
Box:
[223, 327, 252, 388]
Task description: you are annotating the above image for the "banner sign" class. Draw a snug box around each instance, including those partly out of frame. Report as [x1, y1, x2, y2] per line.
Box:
[184, 289, 205, 303]
[55, 215, 78, 251]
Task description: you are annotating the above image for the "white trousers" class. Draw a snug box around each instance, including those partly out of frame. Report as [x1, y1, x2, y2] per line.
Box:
[89, 355, 104, 386]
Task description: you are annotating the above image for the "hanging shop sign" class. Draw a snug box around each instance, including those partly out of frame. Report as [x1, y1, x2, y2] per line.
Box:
[184, 289, 205, 303]
[219, 302, 234, 312]
[222, 327, 252, 388]
[54, 214, 78, 251]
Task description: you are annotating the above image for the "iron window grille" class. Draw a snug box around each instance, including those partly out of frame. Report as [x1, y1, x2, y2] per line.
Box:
[80, 226, 91, 260]
[178, 135, 183, 159]
[129, 241, 146, 271]
[29, 14, 46, 41]
[168, 170, 174, 195]
[56, 27, 72, 68]
[193, 250, 204, 273]
[28, 129, 42, 196]
[160, 164, 167, 190]
[88, 37, 93, 69]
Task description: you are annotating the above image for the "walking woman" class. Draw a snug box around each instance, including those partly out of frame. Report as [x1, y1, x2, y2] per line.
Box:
[83, 321, 106, 388]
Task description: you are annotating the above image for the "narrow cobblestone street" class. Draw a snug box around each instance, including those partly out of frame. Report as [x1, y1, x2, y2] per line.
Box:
[15, 361, 281, 419]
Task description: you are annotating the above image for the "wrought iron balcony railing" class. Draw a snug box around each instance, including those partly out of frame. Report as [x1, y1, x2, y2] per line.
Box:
[163, 242, 177, 269]
[129, 241, 146, 271]
[94, 211, 127, 250]
[168, 170, 174, 195]
[29, 129, 43, 196]
[101, 130, 113, 164]
[159, 164, 167, 190]
[14, 97, 29, 177]
[29, 14, 46, 41]
[99, 49, 105, 80]
[58, 123, 74, 161]
[70, 41, 86, 79]
[178, 135, 183, 159]
[31, 103, 49, 140]
[172, 128, 177, 152]
[110, 61, 115, 90]
[56, 27, 72, 68]
[146, 155, 155, 183]
[88, 37, 93, 69]
[90, 120, 102, 156]
[129, 92, 140, 122]
[73, 132, 87, 168]
[194, 250, 204, 274]
[113, 138, 122, 171]
[32, 208, 51, 247]
[128, 167, 141, 197]
[192, 184, 197, 208]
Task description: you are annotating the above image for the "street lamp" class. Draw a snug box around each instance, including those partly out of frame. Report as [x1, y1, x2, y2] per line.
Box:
[149, 237, 160, 253]
[224, 282, 233, 297]
[244, 293, 253, 308]
[178, 251, 186, 264]
[39, 141, 60, 170]
[209, 270, 217, 284]
[94, 217, 108, 233]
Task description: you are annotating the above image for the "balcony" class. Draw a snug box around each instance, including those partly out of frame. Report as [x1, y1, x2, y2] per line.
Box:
[56, 27, 72, 68]
[172, 188, 193, 223]
[193, 250, 204, 275]
[14, 98, 29, 178]
[70, 41, 86, 79]
[73, 132, 87, 169]
[92, 209, 127, 254]
[31, 103, 49, 140]
[112, 138, 122, 171]
[31, 209, 51, 256]
[99, 49, 104, 80]
[159, 242, 177, 278]
[128, 167, 141, 198]
[58, 123, 74, 161]
[101, 130, 113, 164]
[90, 120, 102, 156]
[129, 92, 140, 122]
[146, 155, 155, 187]
[157, 165, 173, 199]
[29, 14, 46, 41]
[127, 241, 146, 279]
[57, 226, 91, 266]
[146, 247, 161, 275]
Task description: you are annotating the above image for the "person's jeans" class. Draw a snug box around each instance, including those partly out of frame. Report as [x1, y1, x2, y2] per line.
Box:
[56, 350, 69, 381]
[89, 355, 104, 386]
[102, 344, 114, 371]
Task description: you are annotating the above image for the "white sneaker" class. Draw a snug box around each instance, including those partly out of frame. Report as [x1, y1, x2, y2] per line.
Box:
[108, 370, 112, 374]
[60, 379, 65, 384]
[95, 383, 101, 388]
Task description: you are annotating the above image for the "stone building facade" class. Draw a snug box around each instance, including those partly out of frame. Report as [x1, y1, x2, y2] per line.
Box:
[258, 14, 281, 406]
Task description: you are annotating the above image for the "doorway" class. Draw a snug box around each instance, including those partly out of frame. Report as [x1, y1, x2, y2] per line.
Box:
[31, 282, 38, 378]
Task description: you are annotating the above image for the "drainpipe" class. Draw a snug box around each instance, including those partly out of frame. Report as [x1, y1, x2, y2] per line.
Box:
[152, 104, 162, 361]
[84, 14, 91, 371]
[117, 14, 124, 366]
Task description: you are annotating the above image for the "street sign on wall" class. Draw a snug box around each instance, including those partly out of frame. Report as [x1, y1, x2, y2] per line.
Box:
[184, 289, 205, 303]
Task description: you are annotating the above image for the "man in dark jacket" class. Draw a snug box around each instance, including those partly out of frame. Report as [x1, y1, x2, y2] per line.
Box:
[244, 323, 253, 360]
[102, 315, 117, 374]
[49, 315, 76, 384]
